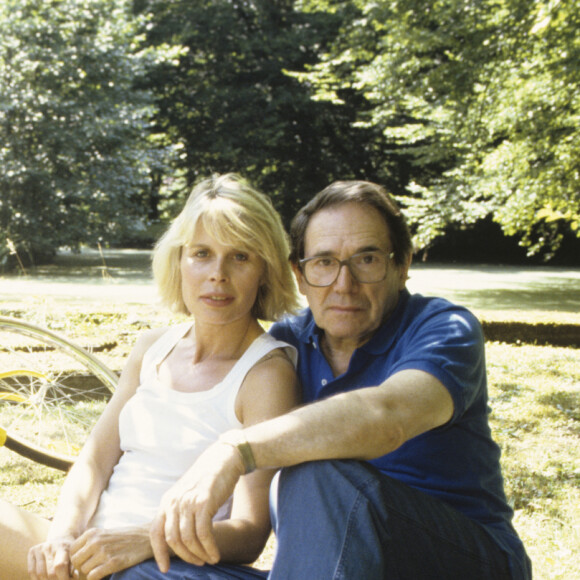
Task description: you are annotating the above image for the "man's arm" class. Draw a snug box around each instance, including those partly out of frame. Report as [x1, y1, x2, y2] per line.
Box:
[150, 368, 453, 568]
[247, 368, 453, 467]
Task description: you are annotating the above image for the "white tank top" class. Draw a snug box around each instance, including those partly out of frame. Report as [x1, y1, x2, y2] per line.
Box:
[90, 323, 296, 529]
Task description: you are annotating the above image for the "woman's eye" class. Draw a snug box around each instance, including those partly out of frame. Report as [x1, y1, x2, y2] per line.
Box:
[233, 252, 249, 262]
[188, 248, 208, 259]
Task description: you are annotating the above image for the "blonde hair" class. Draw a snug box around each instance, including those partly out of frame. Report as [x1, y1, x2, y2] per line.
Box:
[153, 173, 300, 321]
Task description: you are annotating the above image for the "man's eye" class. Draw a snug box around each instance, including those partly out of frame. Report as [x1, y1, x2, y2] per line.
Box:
[313, 257, 335, 268]
[353, 252, 379, 265]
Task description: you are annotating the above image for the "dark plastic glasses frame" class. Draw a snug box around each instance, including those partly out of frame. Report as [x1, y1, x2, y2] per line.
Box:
[299, 250, 395, 287]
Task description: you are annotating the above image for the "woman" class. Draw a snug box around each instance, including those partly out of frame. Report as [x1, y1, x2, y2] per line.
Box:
[0, 174, 301, 580]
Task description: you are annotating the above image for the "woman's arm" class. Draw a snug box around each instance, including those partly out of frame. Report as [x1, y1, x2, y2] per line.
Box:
[48, 329, 164, 537]
[27, 328, 166, 580]
[216, 350, 300, 562]
[152, 349, 300, 571]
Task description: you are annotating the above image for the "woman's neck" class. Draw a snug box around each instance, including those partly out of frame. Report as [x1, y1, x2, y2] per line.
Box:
[191, 317, 264, 363]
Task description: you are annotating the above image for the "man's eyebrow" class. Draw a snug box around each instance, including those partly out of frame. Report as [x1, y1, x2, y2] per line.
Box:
[356, 245, 383, 253]
[308, 250, 334, 257]
[308, 245, 384, 257]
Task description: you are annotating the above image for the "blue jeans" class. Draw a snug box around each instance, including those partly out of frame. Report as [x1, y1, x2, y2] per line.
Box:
[110, 560, 267, 579]
[112, 460, 531, 579]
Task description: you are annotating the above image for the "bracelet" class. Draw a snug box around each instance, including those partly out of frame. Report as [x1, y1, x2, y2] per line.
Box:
[220, 431, 257, 474]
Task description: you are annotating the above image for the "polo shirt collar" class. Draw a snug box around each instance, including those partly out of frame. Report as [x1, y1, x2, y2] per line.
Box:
[295, 308, 319, 344]
[360, 288, 410, 355]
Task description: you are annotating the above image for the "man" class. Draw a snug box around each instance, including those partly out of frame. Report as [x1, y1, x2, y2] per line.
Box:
[116, 181, 531, 579]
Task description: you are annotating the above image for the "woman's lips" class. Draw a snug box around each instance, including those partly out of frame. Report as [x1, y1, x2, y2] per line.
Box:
[201, 294, 234, 306]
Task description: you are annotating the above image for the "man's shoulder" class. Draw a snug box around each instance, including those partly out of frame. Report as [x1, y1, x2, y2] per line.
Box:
[405, 291, 479, 325]
[397, 292, 484, 351]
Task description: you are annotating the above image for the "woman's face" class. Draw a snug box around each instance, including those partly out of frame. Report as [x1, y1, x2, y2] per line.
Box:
[180, 223, 265, 326]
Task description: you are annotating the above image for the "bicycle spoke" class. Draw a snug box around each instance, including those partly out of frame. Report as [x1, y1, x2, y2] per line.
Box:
[0, 317, 116, 468]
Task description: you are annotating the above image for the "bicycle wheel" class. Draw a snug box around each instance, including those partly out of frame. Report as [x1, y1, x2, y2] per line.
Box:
[0, 317, 118, 471]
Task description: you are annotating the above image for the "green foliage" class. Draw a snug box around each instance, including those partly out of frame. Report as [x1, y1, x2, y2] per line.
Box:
[294, 0, 580, 256]
[474, 0, 580, 256]
[137, 0, 387, 226]
[0, 0, 167, 269]
[1, 0, 577, 263]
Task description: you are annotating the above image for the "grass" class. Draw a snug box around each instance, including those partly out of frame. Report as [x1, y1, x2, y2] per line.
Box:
[1, 300, 579, 579]
[485, 342, 579, 579]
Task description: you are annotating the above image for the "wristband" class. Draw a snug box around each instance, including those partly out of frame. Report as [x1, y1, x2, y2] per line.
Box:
[220, 431, 257, 474]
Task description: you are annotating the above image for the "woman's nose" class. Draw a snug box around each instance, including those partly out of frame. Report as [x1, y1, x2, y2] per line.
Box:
[209, 257, 228, 281]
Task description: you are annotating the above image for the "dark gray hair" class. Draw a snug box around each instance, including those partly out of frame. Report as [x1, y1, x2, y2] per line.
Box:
[289, 180, 412, 266]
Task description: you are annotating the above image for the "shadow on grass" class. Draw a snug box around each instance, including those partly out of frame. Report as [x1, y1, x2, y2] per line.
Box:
[490, 381, 527, 403]
[537, 391, 580, 421]
[505, 461, 580, 514]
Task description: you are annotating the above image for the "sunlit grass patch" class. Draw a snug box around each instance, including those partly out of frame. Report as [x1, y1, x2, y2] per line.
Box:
[487, 342, 580, 580]
[0, 450, 63, 518]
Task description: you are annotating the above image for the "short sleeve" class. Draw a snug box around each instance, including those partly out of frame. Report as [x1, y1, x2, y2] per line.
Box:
[389, 306, 487, 421]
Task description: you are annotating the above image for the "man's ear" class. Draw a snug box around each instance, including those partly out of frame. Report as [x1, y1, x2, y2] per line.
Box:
[398, 253, 413, 291]
[292, 262, 308, 295]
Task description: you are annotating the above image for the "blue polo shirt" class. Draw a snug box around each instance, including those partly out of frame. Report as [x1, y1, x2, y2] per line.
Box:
[270, 288, 529, 574]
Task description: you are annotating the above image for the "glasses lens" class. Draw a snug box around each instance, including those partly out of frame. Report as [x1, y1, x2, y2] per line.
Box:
[350, 252, 388, 283]
[304, 257, 339, 287]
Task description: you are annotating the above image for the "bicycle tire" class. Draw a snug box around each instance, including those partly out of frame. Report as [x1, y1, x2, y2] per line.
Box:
[0, 317, 118, 471]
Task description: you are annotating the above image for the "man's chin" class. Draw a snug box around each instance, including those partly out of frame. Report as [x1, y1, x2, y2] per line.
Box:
[325, 321, 376, 343]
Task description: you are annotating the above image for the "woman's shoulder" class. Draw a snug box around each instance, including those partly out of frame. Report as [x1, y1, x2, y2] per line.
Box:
[134, 326, 170, 352]
[252, 333, 298, 367]
[243, 338, 298, 391]
[237, 340, 301, 423]
[131, 323, 191, 362]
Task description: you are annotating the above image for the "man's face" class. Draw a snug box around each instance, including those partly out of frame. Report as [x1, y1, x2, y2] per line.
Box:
[295, 202, 410, 351]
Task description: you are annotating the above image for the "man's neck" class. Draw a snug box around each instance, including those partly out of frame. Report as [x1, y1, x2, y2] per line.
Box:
[320, 334, 357, 377]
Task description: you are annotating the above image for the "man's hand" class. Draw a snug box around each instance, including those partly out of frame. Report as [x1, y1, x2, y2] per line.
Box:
[69, 525, 153, 580]
[28, 536, 76, 580]
[150, 440, 246, 572]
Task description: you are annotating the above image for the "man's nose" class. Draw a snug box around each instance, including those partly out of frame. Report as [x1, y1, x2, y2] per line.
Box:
[333, 262, 356, 291]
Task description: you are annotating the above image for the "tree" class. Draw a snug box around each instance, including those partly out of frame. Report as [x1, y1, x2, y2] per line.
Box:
[0, 0, 166, 270]
[136, 0, 388, 226]
[293, 0, 580, 257]
[470, 0, 580, 257]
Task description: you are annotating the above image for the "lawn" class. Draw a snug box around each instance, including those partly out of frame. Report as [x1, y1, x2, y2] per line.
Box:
[1, 302, 578, 579]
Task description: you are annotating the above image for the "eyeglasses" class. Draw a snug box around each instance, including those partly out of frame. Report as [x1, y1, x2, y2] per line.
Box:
[299, 250, 395, 287]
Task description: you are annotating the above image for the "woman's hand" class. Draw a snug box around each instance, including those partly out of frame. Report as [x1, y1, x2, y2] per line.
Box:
[28, 536, 76, 580]
[150, 440, 246, 572]
[69, 526, 153, 580]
